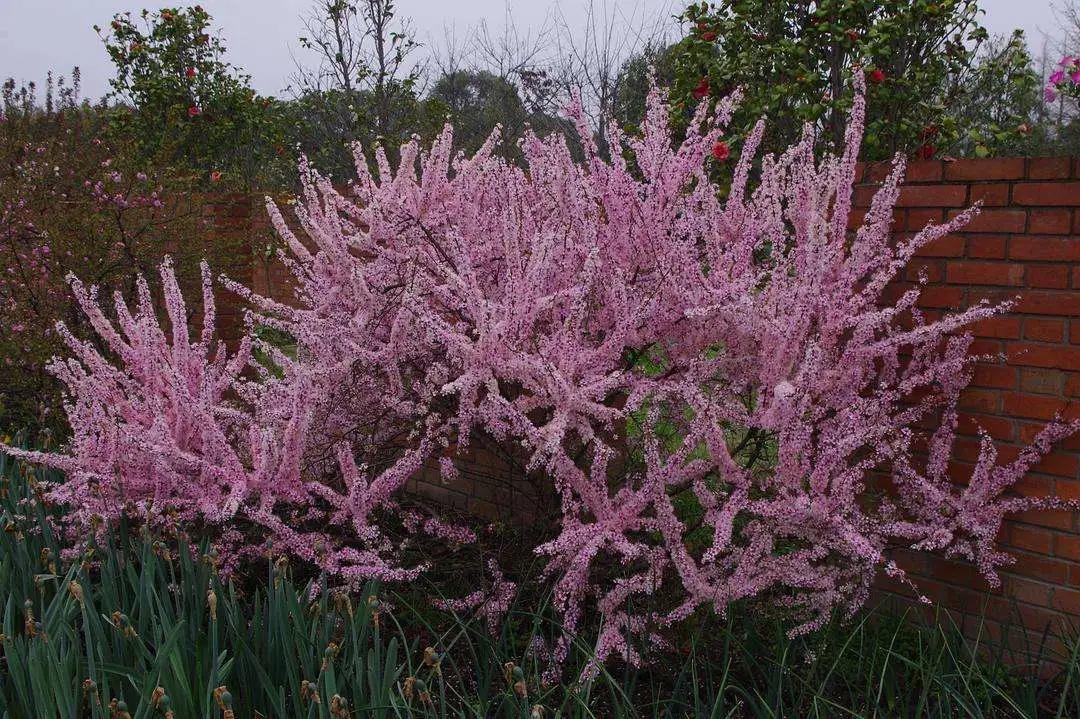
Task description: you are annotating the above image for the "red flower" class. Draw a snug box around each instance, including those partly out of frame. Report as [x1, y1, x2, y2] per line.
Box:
[845, 29, 859, 42]
[917, 144, 935, 160]
[701, 30, 717, 42]
[691, 77, 710, 100]
[210, 171, 222, 182]
[711, 141, 730, 161]
[185, 67, 196, 78]
[868, 68, 886, 84]
[187, 106, 201, 118]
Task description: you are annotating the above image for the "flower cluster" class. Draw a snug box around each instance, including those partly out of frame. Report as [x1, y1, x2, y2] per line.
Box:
[8, 76, 1077, 676]
[1045, 55, 1080, 102]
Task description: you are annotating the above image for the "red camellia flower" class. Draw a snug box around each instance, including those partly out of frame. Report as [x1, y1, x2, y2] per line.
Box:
[210, 171, 222, 182]
[187, 106, 201, 118]
[701, 30, 717, 42]
[185, 67, 196, 78]
[845, 29, 859, 42]
[691, 77, 710, 100]
[868, 68, 886, 84]
[711, 141, 730, 161]
[917, 144, 935, 160]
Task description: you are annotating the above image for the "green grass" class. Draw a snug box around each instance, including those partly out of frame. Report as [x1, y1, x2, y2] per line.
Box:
[1, 452, 1079, 718]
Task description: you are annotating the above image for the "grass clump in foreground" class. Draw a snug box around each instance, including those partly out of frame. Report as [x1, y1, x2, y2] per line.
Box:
[1, 454, 1079, 718]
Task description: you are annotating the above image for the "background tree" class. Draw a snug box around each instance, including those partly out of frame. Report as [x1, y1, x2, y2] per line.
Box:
[290, 0, 425, 176]
[671, 0, 1036, 160]
[947, 31, 1045, 158]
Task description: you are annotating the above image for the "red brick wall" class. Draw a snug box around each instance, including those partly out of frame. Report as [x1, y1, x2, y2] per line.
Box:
[210, 156, 1080, 632]
[854, 157, 1080, 640]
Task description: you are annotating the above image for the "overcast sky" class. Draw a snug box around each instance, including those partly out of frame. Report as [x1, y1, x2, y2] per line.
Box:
[0, 0, 1069, 101]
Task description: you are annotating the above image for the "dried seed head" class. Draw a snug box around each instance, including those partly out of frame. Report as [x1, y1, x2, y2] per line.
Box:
[329, 694, 349, 717]
[68, 580, 84, 604]
[422, 646, 441, 673]
[300, 679, 321, 704]
[402, 676, 416, 701]
[150, 686, 165, 707]
[531, 705, 545, 719]
[321, 642, 339, 671]
[206, 588, 218, 621]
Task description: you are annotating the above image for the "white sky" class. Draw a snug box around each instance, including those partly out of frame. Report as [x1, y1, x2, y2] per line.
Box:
[0, 0, 1068, 101]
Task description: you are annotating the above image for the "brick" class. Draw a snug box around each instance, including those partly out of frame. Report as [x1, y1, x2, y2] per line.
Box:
[1013, 182, 1080, 206]
[1003, 392, 1074, 420]
[914, 233, 964, 257]
[916, 285, 965, 309]
[1010, 524, 1054, 554]
[1057, 534, 1080, 561]
[1023, 318, 1065, 342]
[1019, 368, 1065, 395]
[1013, 473, 1056, 498]
[970, 339, 1005, 357]
[965, 234, 1007, 259]
[1035, 452, 1080, 478]
[905, 208, 944, 231]
[1028, 265, 1070, 288]
[958, 388, 1000, 412]
[1007, 553, 1070, 584]
[969, 183, 1010, 206]
[944, 158, 1026, 181]
[972, 364, 1016, 389]
[1006, 342, 1080, 370]
[897, 185, 968, 207]
[1028, 157, 1072, 180]
[1071, 375, 1080, 398]
[1009, 235, 1080, 261]
[1000, 575, 1053, 607]
[948, 208, 1027, 233]
[1014, 291, 1080, 317]
[1028, 209, 1072, 234]
[945, 261, 1024, 286]
[1052, 588, 1080, 616]
[970, 316, 1020, 338]
[905, 160, 943, 182]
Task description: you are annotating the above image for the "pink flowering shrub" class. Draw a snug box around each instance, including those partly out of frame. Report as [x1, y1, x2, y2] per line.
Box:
[7, 77, 1078, 675]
